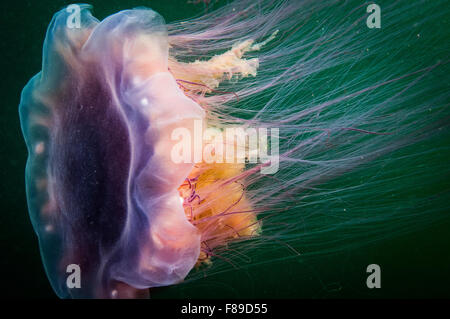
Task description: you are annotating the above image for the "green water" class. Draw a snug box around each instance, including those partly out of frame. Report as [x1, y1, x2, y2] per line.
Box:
[1, 0, 449, 298]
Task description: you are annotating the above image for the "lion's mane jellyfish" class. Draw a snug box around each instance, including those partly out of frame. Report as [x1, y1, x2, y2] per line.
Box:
[20, 3, 265, 299]
[20, 1, 449, 299]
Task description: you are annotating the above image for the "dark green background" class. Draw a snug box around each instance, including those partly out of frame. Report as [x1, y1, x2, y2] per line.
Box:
[1, 0, 449, 299]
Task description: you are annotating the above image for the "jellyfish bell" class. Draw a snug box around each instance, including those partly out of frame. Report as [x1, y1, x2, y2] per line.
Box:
[19, 6, 216, 298]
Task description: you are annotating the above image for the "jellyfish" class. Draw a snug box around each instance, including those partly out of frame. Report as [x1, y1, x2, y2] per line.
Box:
[19, 1, 450, 299]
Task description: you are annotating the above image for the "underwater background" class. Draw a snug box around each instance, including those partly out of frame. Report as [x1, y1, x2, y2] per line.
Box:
[1, 0, 449, 298]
